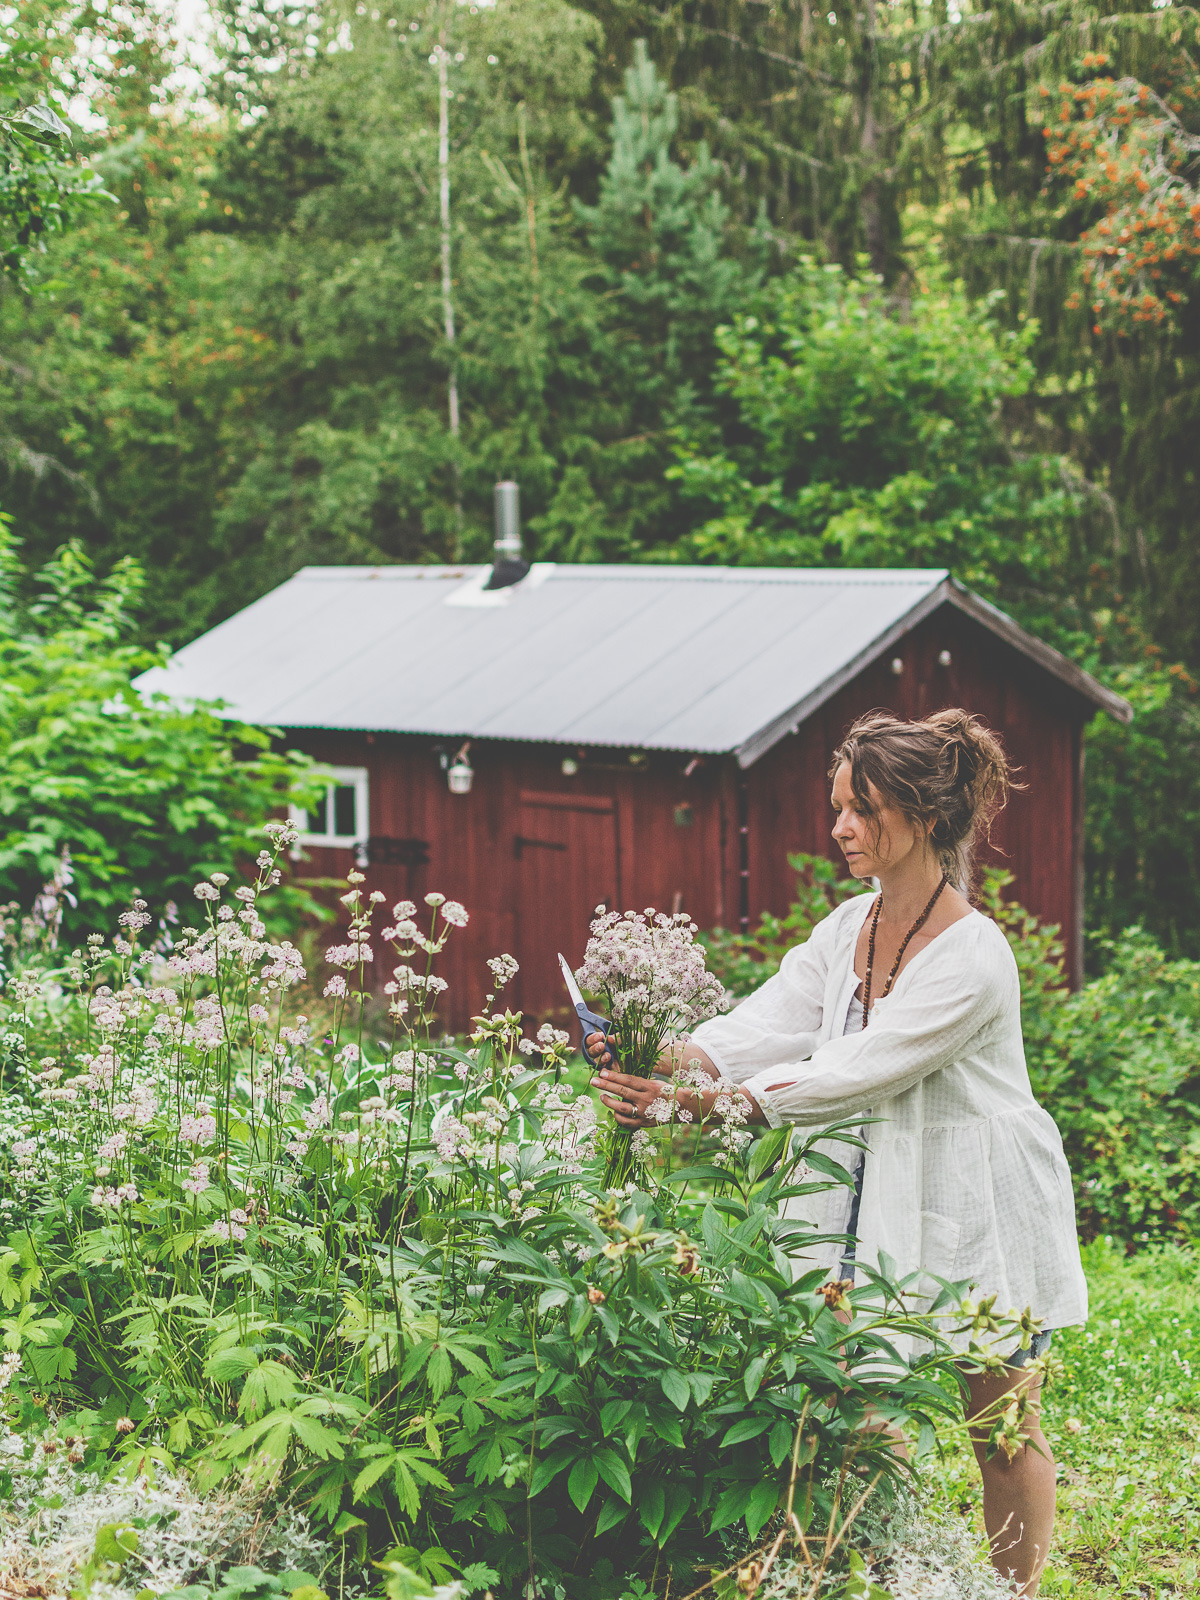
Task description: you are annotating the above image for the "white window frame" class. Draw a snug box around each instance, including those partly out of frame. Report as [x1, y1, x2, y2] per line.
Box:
[290, 766, 369, 861]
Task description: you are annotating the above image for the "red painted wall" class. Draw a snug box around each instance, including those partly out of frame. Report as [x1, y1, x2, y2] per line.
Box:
[739, 607, 1087, 980]
[291, 602, 1092, 1029]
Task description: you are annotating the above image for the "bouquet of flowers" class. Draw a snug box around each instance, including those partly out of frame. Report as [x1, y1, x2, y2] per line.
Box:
[575, 906, 728, 1186]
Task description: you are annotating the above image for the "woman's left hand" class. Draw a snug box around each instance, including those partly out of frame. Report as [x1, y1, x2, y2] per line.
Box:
[590, 1067, 675, 1129]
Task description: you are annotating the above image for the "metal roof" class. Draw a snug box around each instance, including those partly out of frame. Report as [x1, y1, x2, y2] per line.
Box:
[135, 564, 1131, 766]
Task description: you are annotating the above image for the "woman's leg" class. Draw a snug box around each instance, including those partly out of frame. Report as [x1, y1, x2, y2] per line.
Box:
[962, 1365, 1055, 1597]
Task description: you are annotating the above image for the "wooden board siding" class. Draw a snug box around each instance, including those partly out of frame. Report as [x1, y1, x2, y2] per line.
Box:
[740, 606, 1088, 980]
[289, 600, 1095, 1030]
[293, 733, 730, 1030]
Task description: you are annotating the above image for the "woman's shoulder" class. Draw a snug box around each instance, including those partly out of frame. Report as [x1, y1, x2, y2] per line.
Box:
[821, 891, 876, 936]
[933, 908, 1020, 989]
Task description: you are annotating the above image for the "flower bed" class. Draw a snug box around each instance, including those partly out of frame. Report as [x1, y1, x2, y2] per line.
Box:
[0, 830, 1035, 1600]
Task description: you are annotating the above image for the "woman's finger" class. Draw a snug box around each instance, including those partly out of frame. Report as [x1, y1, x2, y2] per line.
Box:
[592, 1067, 645, 1092]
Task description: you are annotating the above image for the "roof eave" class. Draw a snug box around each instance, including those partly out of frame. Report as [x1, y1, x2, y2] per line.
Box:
[733, 578, 1132, 769]
[941, 580, 1133, 726]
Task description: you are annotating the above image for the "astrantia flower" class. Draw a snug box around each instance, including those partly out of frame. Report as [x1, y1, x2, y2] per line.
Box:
[441, 900, 469, 927]
[193, 882, 220, 902]
[487, 953, 519, 989]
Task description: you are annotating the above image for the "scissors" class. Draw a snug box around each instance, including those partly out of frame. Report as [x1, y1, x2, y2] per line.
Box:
[558, 953, 621, 1070]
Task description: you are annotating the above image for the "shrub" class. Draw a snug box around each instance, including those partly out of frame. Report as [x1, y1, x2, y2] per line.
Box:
[0, 838, 1032, 1599]
[0, 529, 316, 938]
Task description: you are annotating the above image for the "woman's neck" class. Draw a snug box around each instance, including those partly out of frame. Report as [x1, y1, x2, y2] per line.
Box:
[875, 854, 947, 925]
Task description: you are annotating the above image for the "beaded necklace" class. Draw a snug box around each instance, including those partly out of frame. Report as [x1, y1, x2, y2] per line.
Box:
[861, 872, 949, 1030]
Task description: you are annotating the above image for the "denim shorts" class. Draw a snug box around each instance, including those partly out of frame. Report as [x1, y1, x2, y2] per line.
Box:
[1003, 1329, 1054, 1368]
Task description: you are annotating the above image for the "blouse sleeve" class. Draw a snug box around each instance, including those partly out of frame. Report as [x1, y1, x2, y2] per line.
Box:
[686, 907, 840, 1085]
[740, 931, 1013, 1127]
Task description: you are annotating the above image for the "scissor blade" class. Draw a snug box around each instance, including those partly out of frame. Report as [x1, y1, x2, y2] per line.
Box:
[557, 952, 586, 1010]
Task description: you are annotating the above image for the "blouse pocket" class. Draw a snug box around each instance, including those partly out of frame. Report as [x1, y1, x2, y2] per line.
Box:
[919, 1210, 963, 1290]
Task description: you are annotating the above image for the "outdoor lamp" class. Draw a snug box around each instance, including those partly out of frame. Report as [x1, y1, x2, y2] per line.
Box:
[447, 743, 474, 795]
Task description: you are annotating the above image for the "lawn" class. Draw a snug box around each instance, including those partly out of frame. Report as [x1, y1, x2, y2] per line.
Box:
[926, 1240, 1200, 1599]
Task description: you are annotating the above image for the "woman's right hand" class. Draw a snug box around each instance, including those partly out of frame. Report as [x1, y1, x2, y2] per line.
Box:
[585, 1030, 617, 1068]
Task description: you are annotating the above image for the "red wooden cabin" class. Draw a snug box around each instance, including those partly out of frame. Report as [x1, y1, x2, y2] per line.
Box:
[141, 560, 1129, 1027]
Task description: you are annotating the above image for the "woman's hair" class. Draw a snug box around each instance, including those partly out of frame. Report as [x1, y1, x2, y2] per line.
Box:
[829, 708, 1015, 890]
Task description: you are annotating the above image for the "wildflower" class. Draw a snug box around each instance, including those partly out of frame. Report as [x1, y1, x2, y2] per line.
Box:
[441, 900, 469, 927]
[180, 1111, 217, 1145]
[393, 899, 417, 919]
[193, 882, 220, 902]
[181, 1160, 209, 1197]
[323, 975, 347, 999]
[587, 1286, 605, 1304]
[114, 1416, 136, 1434]
[487, 954, 519, 989]
[424, 892, 445, 907]
[248, 1004, 269, 1025]
[819, 1278, 855, 1311]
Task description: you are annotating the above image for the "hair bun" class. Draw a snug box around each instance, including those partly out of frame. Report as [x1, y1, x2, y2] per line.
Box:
[830, 708, 1017, 890]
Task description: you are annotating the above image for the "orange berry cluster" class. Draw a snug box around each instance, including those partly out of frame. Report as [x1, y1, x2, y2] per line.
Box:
[1041, 56, 1200, 333]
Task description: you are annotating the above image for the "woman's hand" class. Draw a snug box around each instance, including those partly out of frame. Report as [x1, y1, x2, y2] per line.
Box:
[584, 1029, 618, 1069]
[590, 1066, 675, 1129]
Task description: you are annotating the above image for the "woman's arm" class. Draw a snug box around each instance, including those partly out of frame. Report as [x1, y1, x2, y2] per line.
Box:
[741, 941, 1011, 1127]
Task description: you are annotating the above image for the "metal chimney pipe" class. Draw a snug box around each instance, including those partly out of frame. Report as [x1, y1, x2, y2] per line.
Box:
[494, 480, 521, 559]
[483, 480, 530, 590]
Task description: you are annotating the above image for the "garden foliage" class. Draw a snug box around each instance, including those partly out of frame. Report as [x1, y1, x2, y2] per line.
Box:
[0, 837, 1036, 1598]
[0, 530, 315, 937]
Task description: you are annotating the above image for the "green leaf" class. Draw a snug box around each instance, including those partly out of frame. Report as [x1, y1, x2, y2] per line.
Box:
[743, 1353, 769, 1400]
[661, 1481, 692, 1543]
[710, 1482, 754, 1533]
[10, 103, 72, 146]
[720, 1415, 773, 1447]
[748, 1127, 791, 1185]
[595, 1496, 629, 1535]
[204, 1346, 260, 1381]
[660, 1368, 690, 1411]
[594, 1447, 632, 1502]
[567, 1455, 599, 1512]
[639, 1479, 666, 1541]
[839, 1548, 894, 1600]
[94, 1523, 139, 1564]
[745, 1478, 780, 1538]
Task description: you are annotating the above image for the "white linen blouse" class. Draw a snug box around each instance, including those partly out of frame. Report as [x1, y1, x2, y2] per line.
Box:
[690, 892, 1088, 1348]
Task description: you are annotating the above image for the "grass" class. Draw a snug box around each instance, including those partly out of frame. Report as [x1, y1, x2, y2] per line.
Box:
[924, 1239, 1200, 1598]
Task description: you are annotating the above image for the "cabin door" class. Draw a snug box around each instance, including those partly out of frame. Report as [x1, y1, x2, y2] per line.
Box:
[513, 789, 618, 1019]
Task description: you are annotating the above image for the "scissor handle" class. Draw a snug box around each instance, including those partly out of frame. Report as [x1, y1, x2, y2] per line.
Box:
[576, 1004, 621, 1071]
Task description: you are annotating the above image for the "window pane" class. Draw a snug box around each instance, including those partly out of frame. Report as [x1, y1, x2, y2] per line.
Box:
[332, 785, 358, 838]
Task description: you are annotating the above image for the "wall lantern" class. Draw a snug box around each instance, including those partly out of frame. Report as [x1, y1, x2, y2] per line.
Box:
[447, 742, 474, 795]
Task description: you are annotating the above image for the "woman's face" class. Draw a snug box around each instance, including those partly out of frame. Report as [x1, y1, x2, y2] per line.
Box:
[830, 760, 926, 879]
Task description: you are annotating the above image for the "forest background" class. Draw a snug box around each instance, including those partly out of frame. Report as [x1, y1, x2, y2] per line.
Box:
[3, 0, 1200, 963]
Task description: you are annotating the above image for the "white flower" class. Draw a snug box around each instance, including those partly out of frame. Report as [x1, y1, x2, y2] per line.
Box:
[210, 872, 230, 887]
[392, 899, 417, 919]
[441, 900, 469, 927]
[487, 953, 519, 989]
[193, 883, 220, 902]
[424, 892, 445, 907]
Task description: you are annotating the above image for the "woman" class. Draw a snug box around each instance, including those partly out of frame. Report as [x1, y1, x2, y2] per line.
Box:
[588, 709, 1086, 1597]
